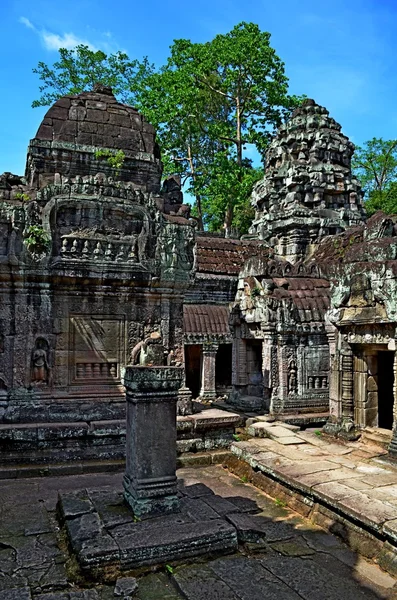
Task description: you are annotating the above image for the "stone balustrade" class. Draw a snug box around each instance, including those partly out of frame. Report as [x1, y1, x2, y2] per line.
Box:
[75, 362, 118, 379]
[307, 375, 328, 389]
[60, 236, 138, 262]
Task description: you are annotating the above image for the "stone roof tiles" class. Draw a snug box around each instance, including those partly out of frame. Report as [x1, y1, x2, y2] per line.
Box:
[196, 236, 268, 275]
[183, 304, 231, 336]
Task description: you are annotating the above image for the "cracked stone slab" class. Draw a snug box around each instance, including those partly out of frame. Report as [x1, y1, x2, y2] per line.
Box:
[172, 564, 241, 600]
[58, 490, 95, 520]
[208, 555, 303, 600]
[298, 468, 361, 488]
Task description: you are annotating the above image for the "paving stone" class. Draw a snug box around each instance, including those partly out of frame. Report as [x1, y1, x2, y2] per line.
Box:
[224, 512, 269, 542]
[266, 426, 297, 438]
[172, 564, 240, 600]
[356, 465, 391, 475]
[273, 436, 306, 445]
[339, 494, 397, 529]
[65, 512, 103, 549]
[135, 573, 183, 599]
[312, 482, 362, 501]
[58, 491, 94, 520]
[180, 497, 221, 521]
[274, 422, 301, 432]
[361, 473, 397, 487]
[341, 478, 372, 491]
[223, 495, 260, 514]
[181, 483, 215, 498]
[261, 555, 379, 600]
[354, 556, 397, 590]
[209, 555, 303, 600]
[298, 468, 361, 488]
[270, 540, 315, 557]
[280, 460, 340, 478]
[201, 494, 240, 516]
[114, 576, 138, 597]
[87, 489, 132, 528]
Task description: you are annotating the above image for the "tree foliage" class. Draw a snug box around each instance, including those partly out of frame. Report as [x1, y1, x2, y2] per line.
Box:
[352, 138, 397, 216]
[32, 23, 301, 234]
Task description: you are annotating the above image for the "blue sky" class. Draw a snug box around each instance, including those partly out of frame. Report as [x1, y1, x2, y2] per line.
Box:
[1, 0, 397, 175]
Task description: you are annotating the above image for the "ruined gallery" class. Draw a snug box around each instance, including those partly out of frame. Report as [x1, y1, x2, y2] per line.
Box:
[1, 86, 397, 468]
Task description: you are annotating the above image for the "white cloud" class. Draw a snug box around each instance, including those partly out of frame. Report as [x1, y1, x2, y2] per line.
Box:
[19, 16, 35, 30]
[19, 16, 97, 52]
[41, 31, 97, 51]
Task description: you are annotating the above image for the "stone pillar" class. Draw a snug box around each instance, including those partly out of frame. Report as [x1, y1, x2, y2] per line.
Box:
[123, 366, 183, 518]
[200, 342, 218, 399]
[388, 352, 397, 456]
[341, 348, 355, 433]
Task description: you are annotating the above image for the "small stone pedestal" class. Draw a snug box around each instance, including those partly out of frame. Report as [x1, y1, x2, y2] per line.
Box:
[123, 366, 183, 518]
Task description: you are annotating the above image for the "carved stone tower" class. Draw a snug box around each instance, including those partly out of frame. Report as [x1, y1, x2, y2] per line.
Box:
[248, 99, 366, 263]
[0, 85, 195, 463]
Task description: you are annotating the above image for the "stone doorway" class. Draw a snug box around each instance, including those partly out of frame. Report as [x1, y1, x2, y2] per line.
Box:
[185, 345, 201, 398]
[378, 350, 395, 430]
[353, 346, 395, 431]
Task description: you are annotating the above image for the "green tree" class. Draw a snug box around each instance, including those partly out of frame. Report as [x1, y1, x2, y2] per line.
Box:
[32, 45, 152, 107]
[352, 138, 397, 216]
[32, 24, 301, 233]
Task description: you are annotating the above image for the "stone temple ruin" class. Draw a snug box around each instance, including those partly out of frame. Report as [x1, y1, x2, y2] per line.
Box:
[2, 89, 397, 469]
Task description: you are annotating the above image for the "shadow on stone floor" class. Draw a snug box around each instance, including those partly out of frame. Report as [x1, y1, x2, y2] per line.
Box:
[0, 467, 396, 599]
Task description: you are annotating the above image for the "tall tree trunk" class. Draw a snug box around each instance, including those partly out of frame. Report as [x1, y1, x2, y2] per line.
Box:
[236, 96, 243, 167]
[224, 203, 233, 238]
[187, 144, 204, 230]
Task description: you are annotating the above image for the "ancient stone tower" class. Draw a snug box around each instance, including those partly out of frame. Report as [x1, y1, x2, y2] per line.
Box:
[248, 99, 366, 263]
[0, 85, 195, 464]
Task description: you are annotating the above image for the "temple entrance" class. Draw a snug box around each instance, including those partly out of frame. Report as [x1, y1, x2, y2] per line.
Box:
[378, 351, 394, 430]
[184, 345, 201, 398]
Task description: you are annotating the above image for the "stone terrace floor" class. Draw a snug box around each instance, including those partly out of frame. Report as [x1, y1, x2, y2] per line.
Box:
[1, 465, 397, 599]
[234, 422, 397, 530]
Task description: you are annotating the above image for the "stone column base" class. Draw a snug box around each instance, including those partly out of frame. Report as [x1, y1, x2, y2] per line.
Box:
[323, 418, 360, 441]
[123, 474, 180, 518]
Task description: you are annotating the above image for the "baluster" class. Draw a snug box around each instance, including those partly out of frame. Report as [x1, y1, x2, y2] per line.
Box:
[70, 239, 79, 257]
[61, 238, 69, 256]
[93, 241, 103, 260]
[82, 240, 90, 258]
[116, 245, 125, 262]
[104, 243, 113, 260]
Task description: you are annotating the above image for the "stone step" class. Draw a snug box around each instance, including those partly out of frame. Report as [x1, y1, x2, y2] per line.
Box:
[361, 428, 393, 449]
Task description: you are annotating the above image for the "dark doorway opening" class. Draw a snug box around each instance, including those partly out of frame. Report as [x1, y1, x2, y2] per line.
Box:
[185, 345, 201, 399]
[216, 344, 232, 393]
[378, 351, 394, 430]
